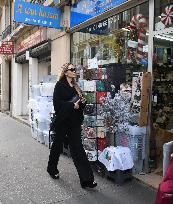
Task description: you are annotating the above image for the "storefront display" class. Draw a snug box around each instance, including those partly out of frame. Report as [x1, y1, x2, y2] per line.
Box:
[71, 2, 150, 174]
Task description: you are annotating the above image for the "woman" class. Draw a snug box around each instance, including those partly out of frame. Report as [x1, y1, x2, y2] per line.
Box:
[47, 63, 97, 189]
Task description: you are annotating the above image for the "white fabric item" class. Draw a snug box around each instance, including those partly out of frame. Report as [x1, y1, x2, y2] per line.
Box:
[98, 146, 134, 171]
[83, 80, 96, 92]
[40, 83, 55, 97]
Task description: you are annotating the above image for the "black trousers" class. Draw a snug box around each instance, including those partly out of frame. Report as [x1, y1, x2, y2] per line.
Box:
[47, 124, 94, 183]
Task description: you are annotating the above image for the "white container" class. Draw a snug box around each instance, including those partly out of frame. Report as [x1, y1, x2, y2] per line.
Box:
[43, 130, 49, 147]
[39, 83, 55, 97]
[37, 128, 45, 144]
[31, 123, 37, 140]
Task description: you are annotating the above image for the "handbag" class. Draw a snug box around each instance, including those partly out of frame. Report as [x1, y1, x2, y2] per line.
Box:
[68, 95, 80, 103]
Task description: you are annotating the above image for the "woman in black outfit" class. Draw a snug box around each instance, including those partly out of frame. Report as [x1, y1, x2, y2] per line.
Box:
[47, 63, 97, 189]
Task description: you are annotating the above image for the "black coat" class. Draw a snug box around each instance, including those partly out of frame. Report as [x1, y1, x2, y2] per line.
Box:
[53, 78, 85, 127]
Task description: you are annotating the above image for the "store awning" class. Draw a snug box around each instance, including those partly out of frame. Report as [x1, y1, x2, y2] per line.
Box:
[15, 41, 51, 64]
[30, 41, 51, 58]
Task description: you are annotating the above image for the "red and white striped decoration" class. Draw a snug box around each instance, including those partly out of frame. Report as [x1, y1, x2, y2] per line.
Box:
[129, 14, 147, 63]
[161, 5, 173, 25]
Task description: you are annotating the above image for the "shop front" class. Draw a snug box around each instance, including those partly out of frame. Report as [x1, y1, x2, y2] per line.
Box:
[13, 27, 51, 117]
[150, 0, 173, 177]
[70, 0, 151, 176]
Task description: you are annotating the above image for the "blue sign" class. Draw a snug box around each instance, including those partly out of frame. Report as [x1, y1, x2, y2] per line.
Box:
[14, 1, 62, 29]
[70, 0, 128, 28]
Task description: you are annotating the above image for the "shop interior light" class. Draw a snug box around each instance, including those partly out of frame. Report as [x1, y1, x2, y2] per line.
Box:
[155, 34, 173, 41]
[122, 27, 130, 32]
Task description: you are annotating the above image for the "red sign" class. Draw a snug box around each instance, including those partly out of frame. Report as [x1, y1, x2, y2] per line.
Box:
[16, 28, 47, 53]
[0, 41, 14, 55]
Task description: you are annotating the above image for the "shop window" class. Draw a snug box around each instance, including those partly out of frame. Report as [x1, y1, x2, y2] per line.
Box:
[151, 0, 173, 174]
[71, 2, 149, 85]
[70, 2, 152, 174]
[155, 0, 173, 31]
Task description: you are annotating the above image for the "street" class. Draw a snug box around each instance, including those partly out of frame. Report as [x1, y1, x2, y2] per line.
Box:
[0, 113, 156, 204]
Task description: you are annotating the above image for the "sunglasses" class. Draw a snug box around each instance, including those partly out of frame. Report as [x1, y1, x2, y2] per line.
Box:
[67, 68, 76, 72]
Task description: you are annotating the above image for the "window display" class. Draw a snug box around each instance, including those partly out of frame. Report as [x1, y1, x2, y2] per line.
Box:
[71, 2, 150, 174]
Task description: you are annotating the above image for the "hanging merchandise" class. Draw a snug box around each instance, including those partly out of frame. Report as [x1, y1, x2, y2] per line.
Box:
[129, 14, 147, 64]
[83, 138, 96, 151]
[131, 72, 151, 126]
[83, 80, 96, 92]
[83, 126, 97, 139]
[97, 138, 107, 151]
[98, 146, 134, 171]
[97, 127, 106, 138]
[85, 150, 97, 161]
[161, 5, 173, 26]
[83, 92, 96, 103]
[84, 104, 96, 115]
[83, 116, 97, 128]
[96, 80, 105, 92]
[83, 69, 97, 80]
[96, 92, 107, 103]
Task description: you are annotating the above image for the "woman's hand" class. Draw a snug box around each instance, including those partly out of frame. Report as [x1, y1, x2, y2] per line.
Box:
[171, 153, 173, 158]
[80, 97, 86, 104]
[74, 99, 80, 109]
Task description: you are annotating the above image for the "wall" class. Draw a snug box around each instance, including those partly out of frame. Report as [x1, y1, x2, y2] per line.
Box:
[22, 64, 29, 115]
[1, 59, 9, 111]
[11, 58, 22, 116]
[51, 32, 70, 76]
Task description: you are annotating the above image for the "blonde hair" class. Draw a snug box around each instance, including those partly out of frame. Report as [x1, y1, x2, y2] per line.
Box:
[58, 63, 83, 97]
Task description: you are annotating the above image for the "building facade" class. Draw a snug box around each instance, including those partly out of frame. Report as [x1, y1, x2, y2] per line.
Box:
[0, 0, 70, 116]
[0, 0, 173, 177]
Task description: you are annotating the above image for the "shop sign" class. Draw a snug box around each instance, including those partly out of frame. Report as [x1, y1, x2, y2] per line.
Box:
[14, 1, 62, 29]
[70, 0, 128, 27]
[16, 28, 47, 53]
[80, 18, 108, 34]
[80, 15, 119, 34]
[0, 41, 14, 55]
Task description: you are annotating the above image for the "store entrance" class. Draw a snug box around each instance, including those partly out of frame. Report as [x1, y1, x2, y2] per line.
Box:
[151, 30, 173, 176]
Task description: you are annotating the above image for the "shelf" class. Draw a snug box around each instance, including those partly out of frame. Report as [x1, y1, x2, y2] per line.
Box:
[154, 79, 173, 82]
[157, 92, 173, 94]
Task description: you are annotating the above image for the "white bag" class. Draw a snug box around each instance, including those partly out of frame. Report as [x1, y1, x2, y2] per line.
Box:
[98, 146, 134, 171]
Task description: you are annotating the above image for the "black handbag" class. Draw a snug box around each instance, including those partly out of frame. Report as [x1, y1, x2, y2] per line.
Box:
[68, 95, 80, 103]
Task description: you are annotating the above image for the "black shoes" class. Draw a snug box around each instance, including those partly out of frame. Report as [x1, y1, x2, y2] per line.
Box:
[47, 168, 59, 179]
[81, 181, 97, 189]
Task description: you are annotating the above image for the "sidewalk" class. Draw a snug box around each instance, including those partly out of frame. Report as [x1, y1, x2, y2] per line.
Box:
[0, 112, 156, 204]
[11, 113, 162, 190]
